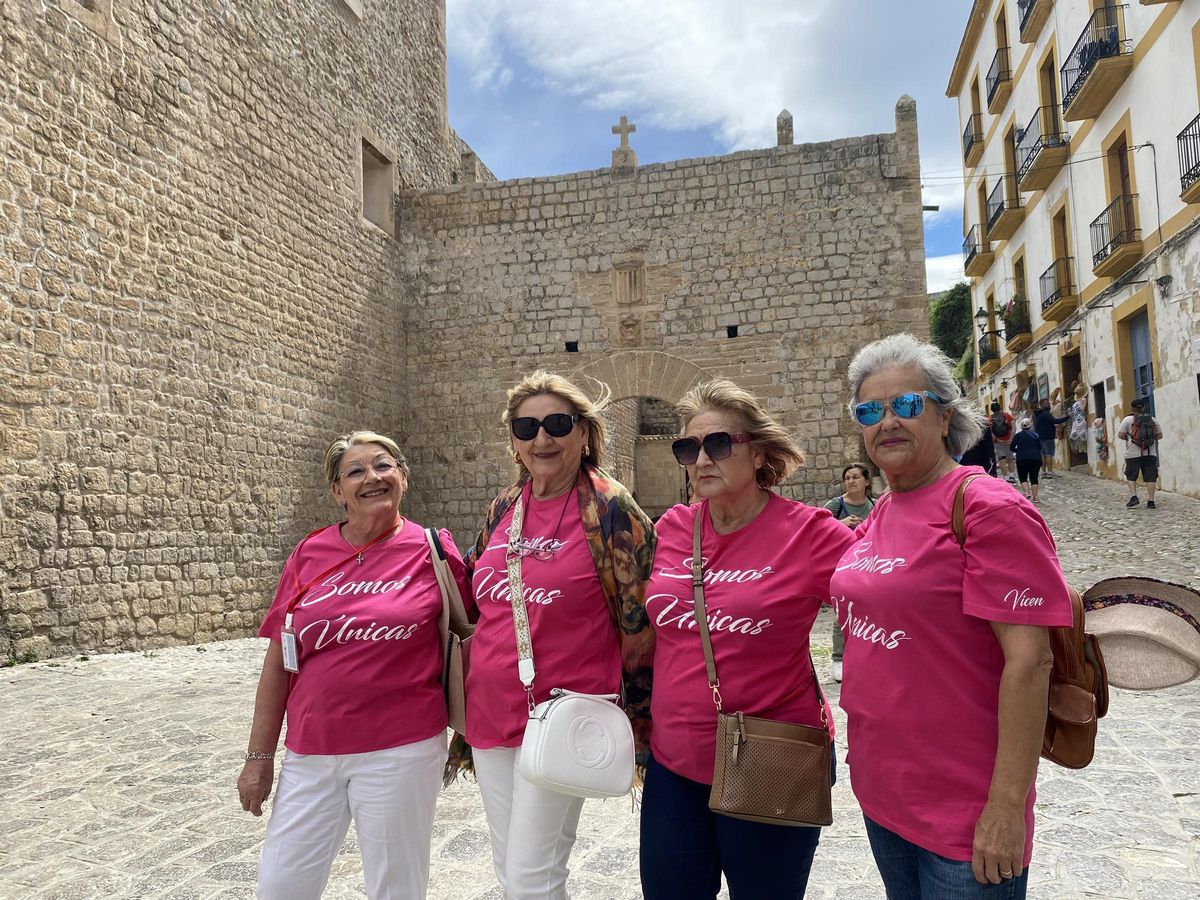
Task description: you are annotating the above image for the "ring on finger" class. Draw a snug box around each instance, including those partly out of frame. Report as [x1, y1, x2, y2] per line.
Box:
[999, 870, 1013, 878]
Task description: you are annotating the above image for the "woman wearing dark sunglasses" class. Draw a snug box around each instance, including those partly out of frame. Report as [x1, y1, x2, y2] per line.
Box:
[445, 370, 655, 900]
[831, 334, 1072, 899]
[639, 379, 856, 900]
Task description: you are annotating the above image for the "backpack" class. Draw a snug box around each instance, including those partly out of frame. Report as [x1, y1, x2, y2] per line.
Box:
[1130, 412, 1156, 451]
[990, 410, 1009, 438]
[952, 475, 1109, 769]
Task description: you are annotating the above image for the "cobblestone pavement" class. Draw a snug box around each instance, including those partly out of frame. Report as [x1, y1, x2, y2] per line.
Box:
[2, 472, 1198, 900]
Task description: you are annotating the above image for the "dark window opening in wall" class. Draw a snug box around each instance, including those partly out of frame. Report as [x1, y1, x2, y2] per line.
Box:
[726, 325, 739, 338]
[361, 139, 395, 236]
[565, 341, 579, 353]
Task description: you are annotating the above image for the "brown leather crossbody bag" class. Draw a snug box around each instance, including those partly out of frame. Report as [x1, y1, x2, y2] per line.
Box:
[690, 514, 833, 827]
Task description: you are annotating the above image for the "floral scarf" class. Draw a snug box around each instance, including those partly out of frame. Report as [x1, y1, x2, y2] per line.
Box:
[445, 464, 656, 782]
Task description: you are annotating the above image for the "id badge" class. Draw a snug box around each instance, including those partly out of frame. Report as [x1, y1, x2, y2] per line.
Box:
[281, 627, 299, 673]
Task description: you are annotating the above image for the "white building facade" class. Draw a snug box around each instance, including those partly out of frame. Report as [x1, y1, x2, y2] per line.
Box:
[947, 0, 1200, 497]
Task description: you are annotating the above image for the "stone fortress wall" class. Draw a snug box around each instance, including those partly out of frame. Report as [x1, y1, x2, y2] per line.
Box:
[2, 1, 928, 658]
[395, 101, 929, 542]
[1, 0, 459, 658]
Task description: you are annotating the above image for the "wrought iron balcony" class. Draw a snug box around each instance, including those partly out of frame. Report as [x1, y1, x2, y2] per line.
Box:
[986, 47, 1012, 112]
[1040, 257, 1077, 322]
[963, 224, 994, 277]
[963, 113, 984, 167]
[1016, 106, 1069, 191]
[985, 174, 1024, 241]
[1061, 5, 1132, 121]
[1180, 112, 1200, 204]
[978, 335, 1001, 375]
[1090, 193, 1142, 277]
[1018, 0, 1053, 43]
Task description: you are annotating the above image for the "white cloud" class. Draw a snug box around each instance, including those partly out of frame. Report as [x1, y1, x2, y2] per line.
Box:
[926, 254, 966, 294]
[448, 0, 840, 150]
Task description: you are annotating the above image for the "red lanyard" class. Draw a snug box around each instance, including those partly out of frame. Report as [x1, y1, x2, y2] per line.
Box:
[283, 518, 402, 627]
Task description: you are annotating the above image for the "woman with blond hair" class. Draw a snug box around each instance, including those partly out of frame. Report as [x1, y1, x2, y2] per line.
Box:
[239, 431, 469, 900]
[638, 379, 856, 899]
[449, 371, 655, 900]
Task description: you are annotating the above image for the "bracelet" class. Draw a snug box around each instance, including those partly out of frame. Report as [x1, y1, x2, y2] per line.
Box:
[244, 751, 275, 761]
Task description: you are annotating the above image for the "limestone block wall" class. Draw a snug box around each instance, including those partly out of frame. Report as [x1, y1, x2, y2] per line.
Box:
[1, 0, 458, 657]
[396, 99, 928, 543]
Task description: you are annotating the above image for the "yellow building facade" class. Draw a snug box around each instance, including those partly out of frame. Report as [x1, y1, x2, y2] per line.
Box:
[948, 0, 1200, 497]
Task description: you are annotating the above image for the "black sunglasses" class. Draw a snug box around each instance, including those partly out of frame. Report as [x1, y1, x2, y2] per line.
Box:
[671, 432, 753, 466]
[510, 413, 580, 441]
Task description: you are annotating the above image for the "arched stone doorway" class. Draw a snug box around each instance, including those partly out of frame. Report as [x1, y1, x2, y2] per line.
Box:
[572, 351, 707, 519]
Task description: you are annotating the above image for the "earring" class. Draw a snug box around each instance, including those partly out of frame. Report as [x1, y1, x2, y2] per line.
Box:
[582, 445, 589, 456]
[510, 446, 521, 464]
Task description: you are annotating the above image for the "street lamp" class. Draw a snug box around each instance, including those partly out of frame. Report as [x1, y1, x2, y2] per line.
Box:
[973, 306, 1002, 338]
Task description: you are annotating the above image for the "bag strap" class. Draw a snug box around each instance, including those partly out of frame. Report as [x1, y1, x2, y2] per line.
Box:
[505, 496, 538, 712]
[689, 510, 828, 730]
[951, 474, 985, 547]
[425, 528, 469, 676]
[836, 496, 847, 519]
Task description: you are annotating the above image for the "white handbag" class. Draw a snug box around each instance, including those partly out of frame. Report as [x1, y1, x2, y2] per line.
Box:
[505, 496, 635, 799]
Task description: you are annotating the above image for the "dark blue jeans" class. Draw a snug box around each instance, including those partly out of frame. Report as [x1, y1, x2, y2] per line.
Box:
[639, 754, 829, 899]
[864, 815, 1029, 900]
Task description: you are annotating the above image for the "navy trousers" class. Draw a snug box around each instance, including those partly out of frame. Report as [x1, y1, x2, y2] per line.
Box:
[639, 754, 824, 899]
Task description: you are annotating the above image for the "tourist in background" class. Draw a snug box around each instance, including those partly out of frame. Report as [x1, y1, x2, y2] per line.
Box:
[988, 401, 1016, 483]
[1117, 397, 1163, 509]
[239, 431, 467, 900]
[450, 371, 655, 900]
[1010, 417, 1044, 503]
[822, 462, 875, 682]
[1033, 399, 1069, 479]
[639, 379, 854, 899]
[833, 334, 1071, 898]
[958, 424, 997, 477]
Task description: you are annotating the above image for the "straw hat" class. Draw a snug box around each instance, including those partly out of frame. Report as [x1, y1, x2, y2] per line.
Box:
[1074, 384, 1088, 400]
[1082, 577, 1200, 690]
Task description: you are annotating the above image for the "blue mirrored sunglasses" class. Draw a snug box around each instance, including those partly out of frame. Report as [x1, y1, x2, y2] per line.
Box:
[852, 391, 946, 426]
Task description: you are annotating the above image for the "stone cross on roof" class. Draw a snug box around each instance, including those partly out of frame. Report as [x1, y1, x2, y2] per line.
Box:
[610, 115, 638, 172]
[612, 115, 636, 149]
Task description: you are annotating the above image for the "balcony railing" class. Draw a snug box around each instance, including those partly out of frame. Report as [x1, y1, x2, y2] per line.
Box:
[986, 47, 1012, 106]
[1061, 5, 1131, 114]
[1005, 318, 1032, 342]
[1180, 112, 1200, 196]
[963, 113, 983, 161]
[985, 175, 1020, 232]
[1018, 0, 1038, 32]
[1016, 106, 1069, 183]
[963, 225, 986, 268]
[1040, 257, 1076, 310]
[979, 335, 1000, 363]
[1090, 194, 1140, 268]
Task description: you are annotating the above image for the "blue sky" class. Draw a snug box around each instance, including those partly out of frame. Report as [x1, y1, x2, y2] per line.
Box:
[445, 0, 973, 293]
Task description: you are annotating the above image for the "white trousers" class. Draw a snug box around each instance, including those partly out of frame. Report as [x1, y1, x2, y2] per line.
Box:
[473, 745, 585, 900]
[258, 733, 446, 900]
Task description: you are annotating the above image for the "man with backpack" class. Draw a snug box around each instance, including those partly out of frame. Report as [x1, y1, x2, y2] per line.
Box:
[988, 401, 1016, 482]
[1117, 397, 1163, 508]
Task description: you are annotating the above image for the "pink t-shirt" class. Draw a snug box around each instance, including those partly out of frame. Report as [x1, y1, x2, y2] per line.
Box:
[465, 490, 620, 749]
[831, 467, 1072, 864]
[258, 519, 468, 755]
[646, 494, 855, 784]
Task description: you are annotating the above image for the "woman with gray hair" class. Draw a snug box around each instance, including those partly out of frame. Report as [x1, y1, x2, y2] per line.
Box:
[829, 334, 1073, 898]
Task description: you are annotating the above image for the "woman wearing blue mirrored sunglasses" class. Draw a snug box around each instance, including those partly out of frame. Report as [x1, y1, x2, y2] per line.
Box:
[831, 334, 1073, 900]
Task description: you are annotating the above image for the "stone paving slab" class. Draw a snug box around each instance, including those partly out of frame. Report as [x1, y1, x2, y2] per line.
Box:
[2, 472, 1198, 899]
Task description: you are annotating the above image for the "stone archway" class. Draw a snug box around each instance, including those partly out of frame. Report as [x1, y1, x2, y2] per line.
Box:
[572, 351, 708, 517]
[569, 349, 708, 405]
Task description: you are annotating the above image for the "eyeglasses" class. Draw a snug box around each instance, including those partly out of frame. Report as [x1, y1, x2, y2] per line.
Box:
[508, 543, 556, 561]
[852, 392, 946, 427]
[671, 432, 753, 466]
[338, 460, 400, 482]
[510, 413, 580, 441]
